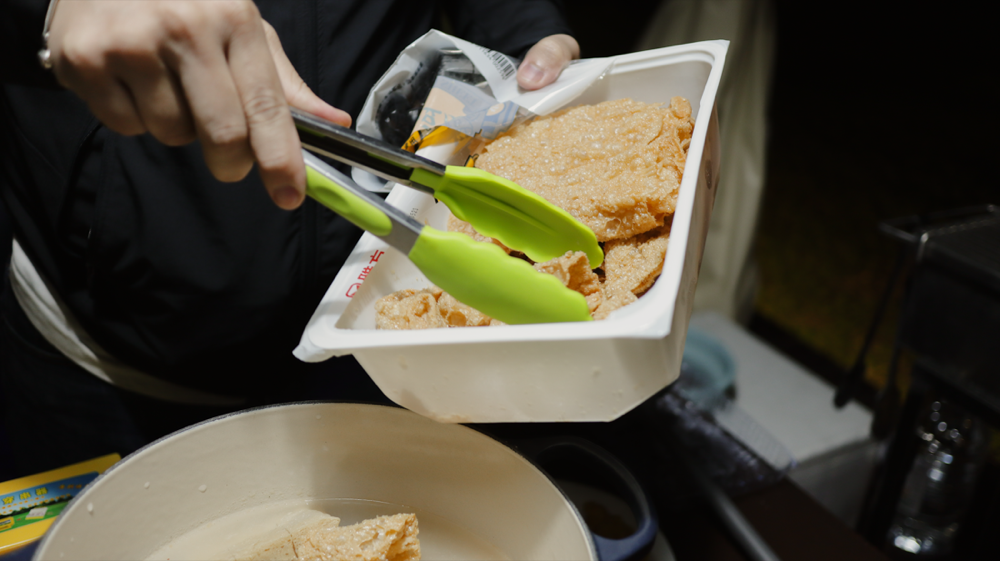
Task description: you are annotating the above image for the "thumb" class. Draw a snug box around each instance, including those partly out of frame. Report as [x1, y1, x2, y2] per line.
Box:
[262, 21, 352, 127]
[517, 34, 581, 91]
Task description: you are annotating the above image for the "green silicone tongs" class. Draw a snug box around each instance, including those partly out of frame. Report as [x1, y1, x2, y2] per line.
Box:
[293, 108, 603, 268]
[303, 150, 592, 325]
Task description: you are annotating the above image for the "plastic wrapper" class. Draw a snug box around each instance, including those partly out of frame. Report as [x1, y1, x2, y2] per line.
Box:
[352, 30, 613, 191]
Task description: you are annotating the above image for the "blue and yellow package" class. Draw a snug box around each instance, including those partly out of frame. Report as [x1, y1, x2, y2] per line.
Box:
[0, 454, 120, 555]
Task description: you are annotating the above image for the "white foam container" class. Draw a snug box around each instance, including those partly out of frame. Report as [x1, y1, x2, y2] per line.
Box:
[295, 40, 728, 423]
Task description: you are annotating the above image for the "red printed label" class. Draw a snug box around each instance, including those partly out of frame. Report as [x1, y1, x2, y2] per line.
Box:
[346, 250, 386, 298]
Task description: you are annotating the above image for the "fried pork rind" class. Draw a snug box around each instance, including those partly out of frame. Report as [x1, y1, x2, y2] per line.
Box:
[374, 288, 448, 330]
[373, 226, 672, 327]
[296, 513, 420, 561]
[373, 252, 605, 329]
[438, 292, 494, 327]
[476, 97, 693, 242]
[373, 96, 694, 328]
[533, 251, 602, 295]
[533, 251, 605, 313]
[235, 513, 420, 561]
[592, 290, 639, 321]
[446, 214, 512, 254]
[374, 287, 500, 328]
[603, 222, 672, 298]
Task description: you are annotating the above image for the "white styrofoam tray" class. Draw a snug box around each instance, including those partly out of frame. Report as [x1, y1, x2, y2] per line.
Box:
[295, 40, 728, 423]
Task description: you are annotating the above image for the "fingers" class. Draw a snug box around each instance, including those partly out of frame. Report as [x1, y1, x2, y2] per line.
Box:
[261, 22, 351, 128]
[517, 34, 581, 91]
[226, 10, 306, 209]
[47, 1, 352, 210]
[47, 1, 314, 209]
[176, 40, 255, 184]
[118, 59, 195, 146]
[49, 9, 147, 137]
[51, 5, 195, 145]
[54, 64, 146, 137]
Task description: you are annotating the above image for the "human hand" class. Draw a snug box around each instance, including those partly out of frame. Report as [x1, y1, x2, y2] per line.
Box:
[516, 34, 580, 90]
[47, 0, 350, 210]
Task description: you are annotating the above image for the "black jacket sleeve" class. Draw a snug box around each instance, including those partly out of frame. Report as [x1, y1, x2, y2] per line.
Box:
[1, 0, 61, 87]
[441, 0, 573, 58]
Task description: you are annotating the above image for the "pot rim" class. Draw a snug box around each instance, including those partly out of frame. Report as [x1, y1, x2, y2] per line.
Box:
[33, 400, 599, 561]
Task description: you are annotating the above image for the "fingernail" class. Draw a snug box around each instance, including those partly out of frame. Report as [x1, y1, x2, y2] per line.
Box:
[521, 63, 545, 87]
[273, 186, 303, 209]
[333, 108, 352, 127]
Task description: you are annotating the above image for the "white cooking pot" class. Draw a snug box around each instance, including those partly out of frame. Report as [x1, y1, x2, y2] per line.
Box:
[31, 403, 656, 560]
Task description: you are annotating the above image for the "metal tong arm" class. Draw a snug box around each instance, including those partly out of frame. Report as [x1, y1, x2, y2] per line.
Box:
[302, 151, 423, 254]
[303, 151, 593, 325]
[292, 108, 445, 193]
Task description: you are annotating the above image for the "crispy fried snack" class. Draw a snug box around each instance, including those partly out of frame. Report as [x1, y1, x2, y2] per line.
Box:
[294, 514, 420, 561]
[592, 290, 638, 321]
[476, 97, 693, 242]
[374, 96, 693, 328]
[446, 214, 512, 254]
[438, 292, 494, 327]
[374, 287, 500, 328]
[534, 251, 604, 313]
[373, 251, 605, 329]
[236, 513, 420, 561]
[374, 288, 448, 330]
[602, 221, 672, 298]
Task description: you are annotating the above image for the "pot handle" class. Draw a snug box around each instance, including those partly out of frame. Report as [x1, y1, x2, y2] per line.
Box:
[515, 437, 659, 561]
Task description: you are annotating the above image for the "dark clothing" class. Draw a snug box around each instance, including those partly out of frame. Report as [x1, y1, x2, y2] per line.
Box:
[0, 269, 389, 477]
[0, 0, 571, 397]
[1, 271, 223, 474]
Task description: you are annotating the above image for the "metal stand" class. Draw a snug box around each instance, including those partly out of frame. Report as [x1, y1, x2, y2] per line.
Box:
[852, 206, 1000, 555]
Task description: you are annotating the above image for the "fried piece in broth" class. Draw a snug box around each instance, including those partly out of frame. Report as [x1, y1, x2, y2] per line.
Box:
[297, 513, 420, 561]
[233, 513, 420, 561]
[477, 97, 693, 242]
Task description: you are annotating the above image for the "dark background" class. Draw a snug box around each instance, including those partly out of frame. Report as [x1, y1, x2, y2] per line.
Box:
[566, 0, 997, 393]
[565, 3, 999, 557]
